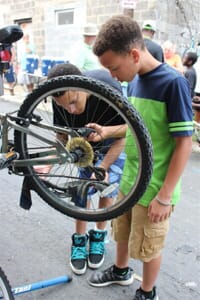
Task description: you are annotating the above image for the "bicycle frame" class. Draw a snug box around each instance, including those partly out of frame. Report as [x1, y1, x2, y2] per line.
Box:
[0, 104, 113, 209]
[0, 266, 72, 299]
[0, 111, 83, 169]
[11, 275, 72, 297]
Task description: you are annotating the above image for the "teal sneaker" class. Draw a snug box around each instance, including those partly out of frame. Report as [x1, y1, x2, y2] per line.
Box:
[70, 233, 88, 275]
[88, 229, 107, 269]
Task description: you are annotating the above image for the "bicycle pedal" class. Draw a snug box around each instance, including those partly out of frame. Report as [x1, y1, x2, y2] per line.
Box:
[5, 151, 16, 158]
[100, 183, 119, 197]
[0, 152, 19, 170]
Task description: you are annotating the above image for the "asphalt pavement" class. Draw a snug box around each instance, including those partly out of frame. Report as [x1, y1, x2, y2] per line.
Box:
[0, 92, 200, 300]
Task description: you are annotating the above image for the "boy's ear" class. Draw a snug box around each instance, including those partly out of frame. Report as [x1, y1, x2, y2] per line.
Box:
[129, 48, 140, 63]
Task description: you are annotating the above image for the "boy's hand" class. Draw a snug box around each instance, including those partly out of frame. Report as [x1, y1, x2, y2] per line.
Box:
[148, 198, 171, 223]
[85, 123, 105, 142]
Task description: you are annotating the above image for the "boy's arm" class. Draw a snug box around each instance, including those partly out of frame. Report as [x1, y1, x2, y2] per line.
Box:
[98, 138, 125, 171]
[148, 135, 192, 223]
[56, 131, 125, 170]
[86, 123, 127, 142]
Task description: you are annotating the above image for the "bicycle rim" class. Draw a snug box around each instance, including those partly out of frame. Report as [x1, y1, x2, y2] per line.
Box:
[0, 268, 14, 300]
[14, 75, 153, 221]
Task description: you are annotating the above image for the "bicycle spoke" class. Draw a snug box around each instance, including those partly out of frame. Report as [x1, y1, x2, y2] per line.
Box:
[14, 75, 153, 221]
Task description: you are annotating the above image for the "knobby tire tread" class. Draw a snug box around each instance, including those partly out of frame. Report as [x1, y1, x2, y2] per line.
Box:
[14, 75, 153, 221]
[0, 267, 14, 300]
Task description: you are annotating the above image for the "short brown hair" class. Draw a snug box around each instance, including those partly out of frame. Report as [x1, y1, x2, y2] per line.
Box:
[184, 51, 198, 66]
[47, 63, 82, 79]
[93, 15, 145, 56]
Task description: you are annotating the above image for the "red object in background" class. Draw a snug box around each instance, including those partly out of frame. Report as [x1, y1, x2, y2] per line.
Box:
[0, 49, 11, 62]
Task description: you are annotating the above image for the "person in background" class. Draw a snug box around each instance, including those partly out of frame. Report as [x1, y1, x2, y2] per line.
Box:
[163, 40, 184, 73]
[47, 63, 126, 276]
[142, 20, 164, 62]
[70, 24, 100, 71]
[17, 33, 35, 93]
[182, 51, 198, 98]
[4, 45, 16, 95]
[193, 53, 200, 123]
[88, 15, 193, 300]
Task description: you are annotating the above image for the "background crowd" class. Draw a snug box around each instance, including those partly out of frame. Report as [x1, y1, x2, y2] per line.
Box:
[3, 20, 200, 121]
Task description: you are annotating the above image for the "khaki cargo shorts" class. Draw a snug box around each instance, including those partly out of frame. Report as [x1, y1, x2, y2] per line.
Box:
[112, 192, 170, 262]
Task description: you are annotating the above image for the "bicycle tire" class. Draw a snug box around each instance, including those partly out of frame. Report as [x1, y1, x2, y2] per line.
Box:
[14, 75, 153, 221]
[0, 267, 14, 300]
[193, 121, 200, 143]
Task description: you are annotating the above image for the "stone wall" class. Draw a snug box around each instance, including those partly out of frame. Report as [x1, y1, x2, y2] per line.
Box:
[134, 0, 200, 54]
[0, 0, 200, 59]
[86, 0, 122, 24]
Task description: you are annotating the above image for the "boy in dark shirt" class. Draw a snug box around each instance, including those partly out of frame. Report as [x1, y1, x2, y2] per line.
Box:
[182, 51, 198, 98]
[47, 63, 125, 275]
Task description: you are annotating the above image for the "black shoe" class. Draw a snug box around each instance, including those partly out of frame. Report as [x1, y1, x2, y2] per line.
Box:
[133, 287, 159, 300]
[88, 229, 107, 269]
[70, 233, 88, 275]
[88, 265, 134, 287]
[0, 152, 19, 170]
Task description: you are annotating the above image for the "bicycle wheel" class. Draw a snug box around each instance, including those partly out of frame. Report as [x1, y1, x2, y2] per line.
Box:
[14, 75, 153, 221]
[0, 267, 14, 300]
[193, 121, 200, 143]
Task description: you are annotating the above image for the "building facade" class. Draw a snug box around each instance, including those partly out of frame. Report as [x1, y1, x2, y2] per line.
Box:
[0, 0, 200, 61]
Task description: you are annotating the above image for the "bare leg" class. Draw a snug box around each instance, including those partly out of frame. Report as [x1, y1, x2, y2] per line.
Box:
[7, 82, 15, 95]
[113, 191, 129, 268]
[96, 197, 112, 230]
[115, 241, 129, 268]
[75, 197, 112, 235]
[75, 220, 87, 234]
[75, 200, 90, 234]
[141, 255, 162, 292]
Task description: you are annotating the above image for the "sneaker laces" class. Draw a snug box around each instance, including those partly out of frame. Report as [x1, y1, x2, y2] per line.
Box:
[101, 265, 126, 281]
[71, 246, 87, 260]
[90, 241, 104, 255]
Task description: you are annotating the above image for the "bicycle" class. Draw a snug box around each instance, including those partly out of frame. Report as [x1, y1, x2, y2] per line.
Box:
[0, 266, 74, 300]
[192, 98, 200, 149]
[193, 120, 200, 144]
[0, 26, 153, 222]
[0, 267, 14, 300]
[3, 69, 17, 96]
